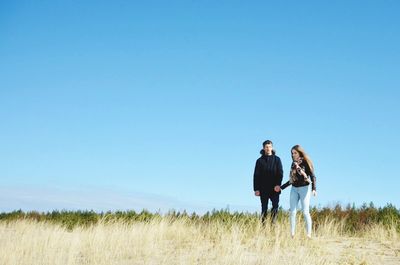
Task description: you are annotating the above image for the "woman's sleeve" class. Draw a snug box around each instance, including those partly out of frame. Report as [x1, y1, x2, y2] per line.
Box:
[311, 173, 316, 191]
[304, 162, 316, 191]
[281, 180, 291, 190]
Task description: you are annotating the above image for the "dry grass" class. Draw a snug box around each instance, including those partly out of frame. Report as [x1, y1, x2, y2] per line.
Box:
[0, 217, 399, 265]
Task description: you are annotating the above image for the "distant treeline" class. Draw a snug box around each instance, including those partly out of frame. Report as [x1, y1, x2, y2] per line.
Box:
[1, 203, 399, 232]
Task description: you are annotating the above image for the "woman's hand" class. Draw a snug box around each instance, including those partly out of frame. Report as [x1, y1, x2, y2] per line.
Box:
[312, 190, 317, 196]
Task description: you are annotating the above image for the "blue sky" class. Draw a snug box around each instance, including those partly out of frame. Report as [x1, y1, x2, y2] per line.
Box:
[1, 1, 399, 213]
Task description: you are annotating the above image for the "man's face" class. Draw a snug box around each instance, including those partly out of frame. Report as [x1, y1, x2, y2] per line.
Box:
[263, 144, 273, 155]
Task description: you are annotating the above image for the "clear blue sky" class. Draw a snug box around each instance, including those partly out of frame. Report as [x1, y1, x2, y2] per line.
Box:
[1, 1, 399, 213]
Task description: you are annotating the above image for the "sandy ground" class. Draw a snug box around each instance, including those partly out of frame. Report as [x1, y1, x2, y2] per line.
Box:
[317, 236, 400, 264]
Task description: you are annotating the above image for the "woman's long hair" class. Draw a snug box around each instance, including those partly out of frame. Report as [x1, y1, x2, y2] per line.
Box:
[290, 145, 314, 183]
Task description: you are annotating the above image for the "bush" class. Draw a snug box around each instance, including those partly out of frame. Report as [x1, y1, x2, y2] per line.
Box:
[0, 203, 398, 231]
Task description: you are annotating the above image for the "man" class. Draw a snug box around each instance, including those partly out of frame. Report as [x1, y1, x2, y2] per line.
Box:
[253, 140, 283, 224]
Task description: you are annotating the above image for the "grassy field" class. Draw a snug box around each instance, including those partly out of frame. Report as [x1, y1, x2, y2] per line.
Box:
[0, 205, 399, 265]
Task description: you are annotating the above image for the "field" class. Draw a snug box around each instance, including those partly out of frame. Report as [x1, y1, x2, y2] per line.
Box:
[0, 204, 399, 265]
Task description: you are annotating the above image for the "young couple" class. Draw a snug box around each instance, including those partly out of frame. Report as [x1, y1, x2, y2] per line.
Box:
[253, 140, 317, 238]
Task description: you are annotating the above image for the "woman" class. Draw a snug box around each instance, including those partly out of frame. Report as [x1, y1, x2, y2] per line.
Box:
[279, 145, 317, 238]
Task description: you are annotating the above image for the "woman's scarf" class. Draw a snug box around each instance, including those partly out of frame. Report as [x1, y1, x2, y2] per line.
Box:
[290, 158, 311, 184]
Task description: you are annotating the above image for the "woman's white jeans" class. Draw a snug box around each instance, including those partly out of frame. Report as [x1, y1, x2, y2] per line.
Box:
[290, 185, 312, 237]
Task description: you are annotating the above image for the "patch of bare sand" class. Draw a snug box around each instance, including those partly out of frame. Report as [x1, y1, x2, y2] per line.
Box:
[317, 236, 400, 264]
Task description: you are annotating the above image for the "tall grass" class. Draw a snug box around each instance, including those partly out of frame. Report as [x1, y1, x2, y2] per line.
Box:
[0, 204, 399, 264]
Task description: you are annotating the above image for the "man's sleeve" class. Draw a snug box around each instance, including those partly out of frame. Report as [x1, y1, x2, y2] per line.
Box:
[276, 157, 283, 186]
[253, 160, 260, 191]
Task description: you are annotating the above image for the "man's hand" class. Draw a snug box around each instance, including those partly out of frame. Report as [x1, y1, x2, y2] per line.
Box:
[254, 190, 260, 196]
[274, 186, 281, 192]
[312, 190, 317, 197]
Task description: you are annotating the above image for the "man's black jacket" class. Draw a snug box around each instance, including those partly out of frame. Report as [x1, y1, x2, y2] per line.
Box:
[253, 152, 283, 193]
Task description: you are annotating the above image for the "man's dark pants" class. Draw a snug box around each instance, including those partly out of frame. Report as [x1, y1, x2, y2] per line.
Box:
[260, 190, 279, 224]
